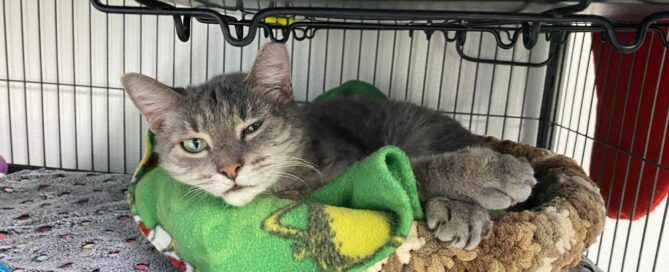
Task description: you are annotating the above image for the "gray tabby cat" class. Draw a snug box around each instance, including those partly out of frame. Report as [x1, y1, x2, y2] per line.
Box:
[122, 43, 537, 250]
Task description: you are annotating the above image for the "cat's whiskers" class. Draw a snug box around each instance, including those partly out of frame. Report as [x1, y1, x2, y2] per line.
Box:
[191, 178, 215, 186]
[286, 156, 324, 182]
[263, 155, 324, 182]
[256, 160, 310, 174]
[185, 188, 208, 202]
[255, 161, 308, 174]
[275, 172, 308, 188]
[255, 162, 311, 190]
[183, 178, 216, 202]
[179, 186, 201, 202]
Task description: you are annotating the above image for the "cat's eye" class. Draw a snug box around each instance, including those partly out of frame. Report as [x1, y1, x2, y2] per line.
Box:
[182, 138, 208, 153]
[243, 121, 263, 135]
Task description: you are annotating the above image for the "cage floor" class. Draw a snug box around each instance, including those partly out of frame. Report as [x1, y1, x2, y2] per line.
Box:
[0, 169, 176, 271]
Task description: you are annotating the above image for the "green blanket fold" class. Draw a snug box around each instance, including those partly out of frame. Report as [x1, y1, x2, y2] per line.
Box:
[312, 80, 386, 102]
[129, 80, 424, 272]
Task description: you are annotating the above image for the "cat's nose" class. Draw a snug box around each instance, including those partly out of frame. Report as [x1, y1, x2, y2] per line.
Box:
[218, 162, 243, 179]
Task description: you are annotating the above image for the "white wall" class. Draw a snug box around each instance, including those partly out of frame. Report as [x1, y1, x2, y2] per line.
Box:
[0, 0, 548, 173]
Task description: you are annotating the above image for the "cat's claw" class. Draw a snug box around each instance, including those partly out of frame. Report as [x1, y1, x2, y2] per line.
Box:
[425, 197, 492, 250]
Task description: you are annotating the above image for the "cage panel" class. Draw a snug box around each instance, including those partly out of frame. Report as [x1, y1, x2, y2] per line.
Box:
[1, 0, 669, 271]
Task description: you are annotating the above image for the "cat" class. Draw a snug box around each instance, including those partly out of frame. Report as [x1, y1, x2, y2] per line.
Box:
[121, 43, 537, 250]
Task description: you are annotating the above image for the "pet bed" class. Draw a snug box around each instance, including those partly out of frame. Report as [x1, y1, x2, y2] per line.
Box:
[126, 81, 605, 272]
[381, 136, 606, 271]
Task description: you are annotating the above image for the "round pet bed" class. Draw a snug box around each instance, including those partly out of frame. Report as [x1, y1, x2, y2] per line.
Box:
[377, 136, 606, 272]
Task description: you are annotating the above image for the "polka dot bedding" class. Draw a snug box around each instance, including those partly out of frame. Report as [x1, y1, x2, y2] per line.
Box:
[0, 169, 176, 271]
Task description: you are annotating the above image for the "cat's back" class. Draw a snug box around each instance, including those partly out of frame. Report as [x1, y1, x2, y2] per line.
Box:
[303, 98, 482, 157]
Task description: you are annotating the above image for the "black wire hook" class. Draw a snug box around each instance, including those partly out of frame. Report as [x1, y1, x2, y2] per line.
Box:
[522, 22, 541, 49]
[172, 16, 191, 42]
[454, 31, 558, 67]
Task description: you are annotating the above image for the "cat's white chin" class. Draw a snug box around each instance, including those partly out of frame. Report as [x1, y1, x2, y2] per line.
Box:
[221, 186, 265, 206]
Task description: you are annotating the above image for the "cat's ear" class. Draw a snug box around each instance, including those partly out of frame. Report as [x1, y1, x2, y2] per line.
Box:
[121, 73, 181, 133]
[245, 42, 293, 103]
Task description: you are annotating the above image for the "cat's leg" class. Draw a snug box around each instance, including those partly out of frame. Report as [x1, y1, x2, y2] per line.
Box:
[424, 196, 492, 250]
[412, 147, 536, 249]
[412, 146, 537, 210]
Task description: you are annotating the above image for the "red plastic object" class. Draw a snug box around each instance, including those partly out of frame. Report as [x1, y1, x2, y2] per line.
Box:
[590, 31, 669, 220]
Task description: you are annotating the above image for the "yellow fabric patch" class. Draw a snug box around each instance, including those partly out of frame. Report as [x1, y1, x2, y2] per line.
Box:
[262, 17, 296, 26]
[324, 206, 392, 261]
[134, 134, 152, 177]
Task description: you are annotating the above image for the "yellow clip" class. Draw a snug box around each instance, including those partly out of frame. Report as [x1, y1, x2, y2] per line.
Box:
[262, 17, 296, 26]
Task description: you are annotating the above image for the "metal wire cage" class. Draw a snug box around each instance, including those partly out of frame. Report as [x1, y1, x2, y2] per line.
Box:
[1, 0, 669, 271]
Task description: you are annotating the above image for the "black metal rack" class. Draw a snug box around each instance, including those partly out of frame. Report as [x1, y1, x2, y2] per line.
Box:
[91, 0, 669, 55]
[88, 0, 669, 150]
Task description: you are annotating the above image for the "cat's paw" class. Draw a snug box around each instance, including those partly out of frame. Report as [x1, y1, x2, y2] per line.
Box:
[468, 149, 537, 210]
[419, 147, 537, 210]
[425, 197, 493, 250]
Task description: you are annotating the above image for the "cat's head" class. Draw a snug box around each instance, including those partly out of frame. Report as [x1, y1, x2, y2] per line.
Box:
[122, 43, 306, 206]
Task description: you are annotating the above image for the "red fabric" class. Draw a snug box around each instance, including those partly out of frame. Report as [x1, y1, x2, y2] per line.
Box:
[590, 32, 669, 220]
[167, 257, 187, 272]
[138, 222, 151, 236]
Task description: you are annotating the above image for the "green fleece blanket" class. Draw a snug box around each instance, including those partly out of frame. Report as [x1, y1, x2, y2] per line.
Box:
[128, 81, 424, 272]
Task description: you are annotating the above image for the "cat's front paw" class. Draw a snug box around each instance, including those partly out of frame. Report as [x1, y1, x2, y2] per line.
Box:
[425, 197, 492, 250]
